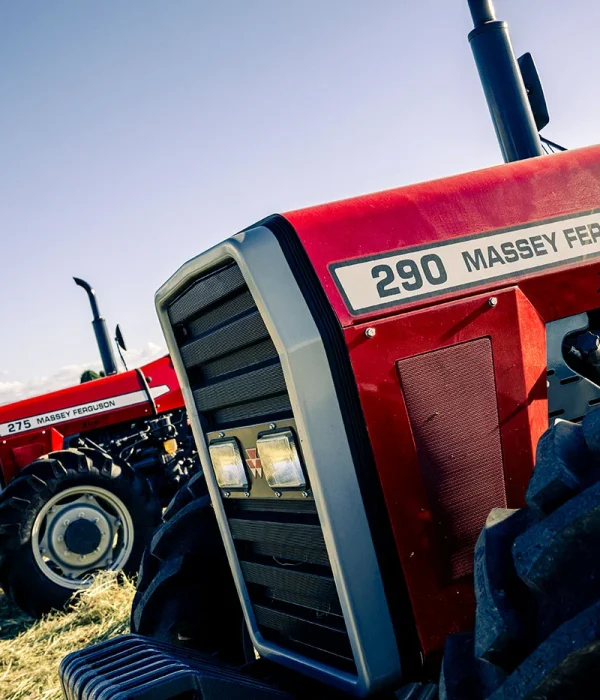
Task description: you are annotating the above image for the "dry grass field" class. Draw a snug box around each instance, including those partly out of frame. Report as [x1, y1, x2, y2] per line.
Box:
[0, 575, 134, 699]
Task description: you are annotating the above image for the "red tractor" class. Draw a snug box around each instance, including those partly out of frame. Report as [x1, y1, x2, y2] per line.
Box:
[0, 278, 197, 617]
[61, 2, 600, 698]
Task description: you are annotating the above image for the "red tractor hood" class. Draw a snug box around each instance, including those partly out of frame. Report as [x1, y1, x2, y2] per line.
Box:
[284, 144, 600, 329]
[0, 355, 183, 442]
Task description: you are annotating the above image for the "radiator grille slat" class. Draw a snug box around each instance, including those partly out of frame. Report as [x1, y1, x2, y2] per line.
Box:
[193, 363, 287, 412]
[180, 310, 269, 369]
[169, 264, 246, 324]
[240, 561, 338, 604]
[230, 519, 329, 567]
[202, 339, 278, 382]
[253, 605, 354, 662]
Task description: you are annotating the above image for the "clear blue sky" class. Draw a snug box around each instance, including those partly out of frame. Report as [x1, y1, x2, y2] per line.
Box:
[0, 1, 597, 400]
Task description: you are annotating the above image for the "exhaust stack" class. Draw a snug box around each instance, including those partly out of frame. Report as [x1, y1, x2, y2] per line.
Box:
[73, 277, 118, 376]
[468, 0, 544, 162]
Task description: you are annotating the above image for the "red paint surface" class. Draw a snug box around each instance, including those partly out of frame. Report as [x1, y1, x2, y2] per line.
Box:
[0, 356, 183, 484]
[284, 145, 600, 658]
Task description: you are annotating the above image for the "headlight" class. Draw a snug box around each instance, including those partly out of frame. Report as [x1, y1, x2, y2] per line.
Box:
[257, 429, 306, 489]
[209, 439, 248, 489]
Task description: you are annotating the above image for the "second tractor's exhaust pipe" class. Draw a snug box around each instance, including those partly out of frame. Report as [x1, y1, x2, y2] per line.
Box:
[468, 0, 544, 163]
[74, 277, 118, 376]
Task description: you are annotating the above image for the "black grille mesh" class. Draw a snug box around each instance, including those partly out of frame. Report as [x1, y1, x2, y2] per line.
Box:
[168, 262, 292, 431]
[225, 498, 355, 673]
[168, 260, 354, 673]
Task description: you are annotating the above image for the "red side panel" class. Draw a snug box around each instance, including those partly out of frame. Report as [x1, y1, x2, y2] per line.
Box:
[343, 287, 547, 654]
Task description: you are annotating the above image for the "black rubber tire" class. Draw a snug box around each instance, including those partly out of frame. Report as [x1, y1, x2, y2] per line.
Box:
[130, 471, 247, 661]
[0, 447, 161, 617]
[440, 411, 600, 699]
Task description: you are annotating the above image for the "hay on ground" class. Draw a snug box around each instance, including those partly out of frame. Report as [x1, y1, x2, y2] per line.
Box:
[0, 574, 134, 700]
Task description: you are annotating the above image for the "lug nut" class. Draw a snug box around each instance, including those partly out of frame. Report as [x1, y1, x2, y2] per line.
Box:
[58, 536, 63, 542]
[94, 518, 99, 524]
[79, 555, 86, 561]
[78, 512, 85, 519]
[63, 520, 70, 526]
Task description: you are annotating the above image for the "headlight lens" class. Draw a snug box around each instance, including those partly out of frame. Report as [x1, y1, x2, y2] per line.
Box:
[209, 439, 248, 489]
[257, 429, 306, 489]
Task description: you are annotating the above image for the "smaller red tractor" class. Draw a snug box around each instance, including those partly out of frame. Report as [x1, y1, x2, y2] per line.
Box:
[0, 278, 197, 617]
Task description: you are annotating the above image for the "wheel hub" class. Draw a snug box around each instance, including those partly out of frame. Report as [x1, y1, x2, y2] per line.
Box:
[63, 519, 102, 556]
[31, 485, 134, 590]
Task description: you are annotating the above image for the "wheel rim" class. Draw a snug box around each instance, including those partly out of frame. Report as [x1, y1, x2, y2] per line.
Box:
[31, 485, 135, 590]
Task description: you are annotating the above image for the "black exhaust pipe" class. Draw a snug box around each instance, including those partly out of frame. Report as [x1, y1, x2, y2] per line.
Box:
[468, 0, 544, 163]
[74, 277, 118, 376]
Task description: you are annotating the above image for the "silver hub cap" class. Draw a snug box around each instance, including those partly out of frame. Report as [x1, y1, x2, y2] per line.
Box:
[32, 485, 135, 590]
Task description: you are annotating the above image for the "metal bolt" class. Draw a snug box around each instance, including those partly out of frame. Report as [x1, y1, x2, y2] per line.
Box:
[218, 432, 225, 438]
[274, 491, 282, 498]
[244, 491, 251, 498]
[365, 327, 376, 338]
[58, 536, 63, 542]
[223, 491, 231, 498]
[79, 555, 86, 561]
[488, 297, 498, 308]
[269, 423, 276, 430]
[301, 491, 309, 498]
[94, 518, 99, 524]
[78, 512, 85, 519]
[63, 520, 70, 526]
[64, 551, 70, 557]
[86, 494, 93, 500]
[106, 559, 113, 566]
[101, 532, 107, 537]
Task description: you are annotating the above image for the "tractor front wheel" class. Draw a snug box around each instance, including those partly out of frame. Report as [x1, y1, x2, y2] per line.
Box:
[130, 472, 250, 662]
[0, 447, 161, 617]
[441, 411, 600, 699]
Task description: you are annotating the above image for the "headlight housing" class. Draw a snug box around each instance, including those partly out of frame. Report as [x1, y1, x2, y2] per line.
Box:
[257, 429, 306, 489]
[209, 439, 248, 489]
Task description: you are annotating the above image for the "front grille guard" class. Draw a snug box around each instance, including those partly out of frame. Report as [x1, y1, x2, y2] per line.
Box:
[155, 227, 402, 696]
